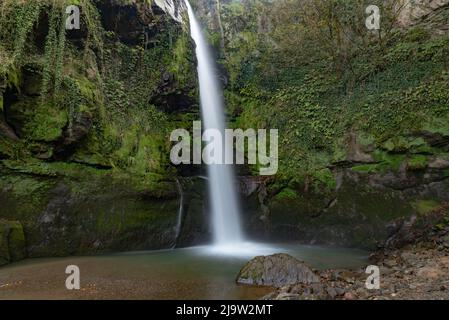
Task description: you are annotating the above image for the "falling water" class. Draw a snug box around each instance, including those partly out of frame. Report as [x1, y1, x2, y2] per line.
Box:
[172, 178, 184, 248]
[185, 0, 244, 246]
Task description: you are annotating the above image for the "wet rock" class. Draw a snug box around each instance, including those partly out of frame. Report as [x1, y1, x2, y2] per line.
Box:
[428, 157, 449, 169]
[0, 223, 9, 265]
[0, 173, 180, 257]
[343, 292, 357, 300]
[347, 132, 375, 163]
[416, 266, 445, 279]
[276, 293, 301, 300]
[0, 220, 26, 266]
[236, 253, 320, 287]
[0, 118, 19, 141]
[326, 286, 339, 299]
[266, 220, 449, 300]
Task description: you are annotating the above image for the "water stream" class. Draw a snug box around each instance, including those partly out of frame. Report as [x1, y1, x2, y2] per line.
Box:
[185, 0, 244, 247]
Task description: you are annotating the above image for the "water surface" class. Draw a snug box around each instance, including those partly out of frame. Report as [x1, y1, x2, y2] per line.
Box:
[0, 243, 368, 300]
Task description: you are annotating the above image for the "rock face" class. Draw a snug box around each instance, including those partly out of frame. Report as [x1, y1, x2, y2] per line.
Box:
[236, 253, 320, 287]
[241, 159, 449, 249]
[0, 0, 200, 261]
[0, 166, 181, 258]
[265, 210, 449, 300]
[174, 177, 211, 247]
[154, 0, 185, 22]
[0, 220, 25, 266]
[397, 0, 449, 31]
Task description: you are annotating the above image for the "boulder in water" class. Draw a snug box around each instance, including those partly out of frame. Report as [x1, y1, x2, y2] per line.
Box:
[236, 253, 320, 287]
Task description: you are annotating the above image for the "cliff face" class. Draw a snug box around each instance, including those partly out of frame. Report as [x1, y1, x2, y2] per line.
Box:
[0, 1, 448, 263]
[397, 0, 449, 32]
[0, 0, 201, 261]
[191, 0, 449, 249]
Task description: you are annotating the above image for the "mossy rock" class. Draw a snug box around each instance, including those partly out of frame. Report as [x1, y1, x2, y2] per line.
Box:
[0, 223, 9, 266]
[0, 220, 26, 266]
[274, 187, 299, 201]
[407, 155, 428, 170]
[351, 164, 380, 174]
[413, 199, 440, 216]
[6, 221, 26, 261]
[6, 98, 68, 142]
[0, 163, 180, 257]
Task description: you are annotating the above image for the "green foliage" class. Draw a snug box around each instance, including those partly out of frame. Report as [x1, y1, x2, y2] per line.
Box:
[219, 0, 449, 184]
[407, 155, 428, 171]
[312, 168, 336, 191]
[435, 214, 449, 231]
[168, 33, 194, 86]
[41, 2, 67, 97]
[274, 187, 299, 200]
[3, 0, 43, 64]
[413, 199, 440, 216]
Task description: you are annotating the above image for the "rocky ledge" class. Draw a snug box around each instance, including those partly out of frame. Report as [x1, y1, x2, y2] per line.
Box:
[239, 204, 449, 300]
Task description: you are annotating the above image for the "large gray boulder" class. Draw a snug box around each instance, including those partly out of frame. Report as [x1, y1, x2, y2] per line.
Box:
[236, 253, 320, 287]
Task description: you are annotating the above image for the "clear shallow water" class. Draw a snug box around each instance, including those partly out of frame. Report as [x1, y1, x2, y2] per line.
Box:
[0, 243, 368, 300]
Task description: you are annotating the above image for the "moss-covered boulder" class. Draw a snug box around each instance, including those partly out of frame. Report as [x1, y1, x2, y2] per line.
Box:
[256, 164, 449, 249]
[0, 160, 184, 257]
[0, 223, 9, 266]
[236, 253, 320, 287]
[0, 220, 26, 266]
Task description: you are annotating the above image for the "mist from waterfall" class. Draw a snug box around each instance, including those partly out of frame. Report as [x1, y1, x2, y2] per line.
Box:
[185, 0, 244, 246]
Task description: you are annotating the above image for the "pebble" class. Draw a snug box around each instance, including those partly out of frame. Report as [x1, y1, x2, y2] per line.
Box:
[343, 292, 357, 300]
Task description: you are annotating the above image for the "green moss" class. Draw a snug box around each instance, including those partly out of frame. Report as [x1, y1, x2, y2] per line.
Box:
[422, 118, 449, 137]
[0, 220, 26, 264]
[444, 169, 449, 178]
[435, 215, 449, 231]
[9, 98, 68, 142]
[168, 34, 193, 86]
[407, 155, 428, 170]
[312, 168, 336, 191]
[28, 104, 68, 142]
[351, 164, 379, 174]
[373, 151, 406, 172]
[405, 26, 430, 43]
[413, 200, 441, 215]
[382, 137, 409, 152]
[6, 221, 25, 261]
[274, 188, 299, 200]
[0, 223, 10, 265]
[408, 138, 433, 154]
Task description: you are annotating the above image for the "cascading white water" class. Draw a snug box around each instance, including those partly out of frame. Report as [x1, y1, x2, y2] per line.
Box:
[185, 0, 244, 246]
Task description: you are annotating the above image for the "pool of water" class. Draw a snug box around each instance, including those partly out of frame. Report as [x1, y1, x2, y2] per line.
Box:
[0, 242, 368, 300]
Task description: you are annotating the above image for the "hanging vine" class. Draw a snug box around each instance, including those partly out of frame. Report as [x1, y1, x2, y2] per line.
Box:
[0, 0, 43, 77]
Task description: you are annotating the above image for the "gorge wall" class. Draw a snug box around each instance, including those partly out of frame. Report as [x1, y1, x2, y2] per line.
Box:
[1, 0, 449, 265]
[0, 0, 198, 264]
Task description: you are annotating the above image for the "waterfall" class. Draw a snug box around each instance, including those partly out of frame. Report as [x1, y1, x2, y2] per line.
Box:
[185, 0, 244, 246]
